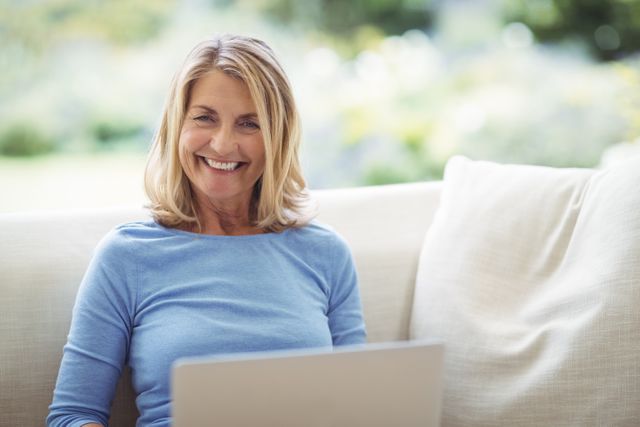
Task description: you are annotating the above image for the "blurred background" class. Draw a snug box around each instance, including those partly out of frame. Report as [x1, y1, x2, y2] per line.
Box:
[1, 0, 639, 212]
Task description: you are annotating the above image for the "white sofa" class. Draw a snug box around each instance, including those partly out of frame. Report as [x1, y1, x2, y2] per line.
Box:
[3, 155, 639, 426]
[1, 181, 441, 426]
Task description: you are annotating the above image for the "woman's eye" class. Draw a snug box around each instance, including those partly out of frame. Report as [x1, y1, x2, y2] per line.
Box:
[193, 115, 213, 123]
[239, 121, 259, 130]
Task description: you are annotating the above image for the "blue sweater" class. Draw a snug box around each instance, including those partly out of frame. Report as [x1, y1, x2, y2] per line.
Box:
[47, 220, 366, 427]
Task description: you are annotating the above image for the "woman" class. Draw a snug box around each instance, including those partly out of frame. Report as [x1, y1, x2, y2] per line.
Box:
[47, 34, 366, 427]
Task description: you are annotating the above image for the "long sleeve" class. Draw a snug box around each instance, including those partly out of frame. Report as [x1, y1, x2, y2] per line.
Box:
[326, 234, 367, 346]
[47, 230, 136, 427]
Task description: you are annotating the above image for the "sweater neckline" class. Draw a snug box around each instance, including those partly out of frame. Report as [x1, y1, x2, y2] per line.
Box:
[151, 219, 291, 240]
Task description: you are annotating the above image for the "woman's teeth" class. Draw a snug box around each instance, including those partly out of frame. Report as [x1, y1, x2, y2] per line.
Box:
[203, 157, 240, 171]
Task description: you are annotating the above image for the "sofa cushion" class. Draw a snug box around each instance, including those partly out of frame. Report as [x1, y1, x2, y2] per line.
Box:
[410, 156, 640, 426]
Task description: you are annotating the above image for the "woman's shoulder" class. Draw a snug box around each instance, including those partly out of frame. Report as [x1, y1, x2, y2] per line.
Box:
[285, 221, 356, 279]
[291, 219, 338, 238]
[95, 220, 165, 256]
[104, 219, 164, 240]
[288, 220, 351, 252]
[112, 219, 166, 236]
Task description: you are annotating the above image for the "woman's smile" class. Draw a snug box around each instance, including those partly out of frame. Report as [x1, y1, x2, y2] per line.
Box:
[199, 156, 246, 172]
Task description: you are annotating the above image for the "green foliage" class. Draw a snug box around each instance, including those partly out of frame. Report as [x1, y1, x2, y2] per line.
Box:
[243, 0, 640, 61]
[302, 30, 640, 188]
[1, 0, 639, 190]
[0, 123, 56, 157]
[245, 0, 435, 39]
[0, 0, 176, 50]
[364, 165, 414, 185]
[90, 118, 145, 146]
[502, 0, 640, 60]
[363, 155, 445, 185]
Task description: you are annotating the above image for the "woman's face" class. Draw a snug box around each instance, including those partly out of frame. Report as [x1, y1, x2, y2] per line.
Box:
[179, 70, 266, 212]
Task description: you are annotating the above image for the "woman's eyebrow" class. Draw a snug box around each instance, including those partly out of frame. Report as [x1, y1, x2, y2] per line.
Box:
[189, 105, 257, 119]
[190, 105, 217, 114]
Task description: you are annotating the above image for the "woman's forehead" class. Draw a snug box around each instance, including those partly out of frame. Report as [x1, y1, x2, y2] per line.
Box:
[189, 70, 255, 109]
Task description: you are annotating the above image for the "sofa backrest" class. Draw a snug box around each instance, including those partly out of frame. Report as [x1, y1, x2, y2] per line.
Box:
[0, 181, 441, 426]
[313, 182, 442, 342]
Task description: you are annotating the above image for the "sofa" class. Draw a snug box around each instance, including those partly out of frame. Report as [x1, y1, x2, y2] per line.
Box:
[1, 178, 441, 426]
[2, 155, 639, 426]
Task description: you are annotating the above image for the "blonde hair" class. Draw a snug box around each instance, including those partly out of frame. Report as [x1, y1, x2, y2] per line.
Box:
[144, 34, 308, 232]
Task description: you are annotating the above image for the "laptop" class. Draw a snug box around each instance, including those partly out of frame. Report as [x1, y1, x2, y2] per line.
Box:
[171, 340, 444, 427]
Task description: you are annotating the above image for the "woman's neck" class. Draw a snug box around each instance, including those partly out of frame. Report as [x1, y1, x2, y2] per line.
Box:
[192, 200, 262, 236]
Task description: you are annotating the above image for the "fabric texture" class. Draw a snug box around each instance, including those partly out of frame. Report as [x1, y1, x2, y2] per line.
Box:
[313, 181, 442, 342]
[47, 220, 366, 427]
[410, 156, 640, 426]
[1, 208, 147, 427]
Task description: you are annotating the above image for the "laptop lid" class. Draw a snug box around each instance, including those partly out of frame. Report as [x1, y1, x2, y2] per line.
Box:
[171, 340, 444, 427]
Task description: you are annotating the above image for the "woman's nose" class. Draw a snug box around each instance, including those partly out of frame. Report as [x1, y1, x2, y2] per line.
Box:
[209, 125, 237, 156]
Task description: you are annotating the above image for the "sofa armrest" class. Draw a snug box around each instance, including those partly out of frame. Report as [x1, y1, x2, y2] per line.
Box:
[1, 207, 148, 426]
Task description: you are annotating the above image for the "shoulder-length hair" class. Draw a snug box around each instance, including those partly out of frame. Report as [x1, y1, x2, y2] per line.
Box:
[144, 34, 309, 233]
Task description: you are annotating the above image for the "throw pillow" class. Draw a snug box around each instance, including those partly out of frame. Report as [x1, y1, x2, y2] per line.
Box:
[410, 156, 640, 426]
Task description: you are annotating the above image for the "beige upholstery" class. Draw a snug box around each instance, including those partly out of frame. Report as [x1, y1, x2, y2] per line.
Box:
[412, 157, 640, 426]
[0, 181, 442, 426]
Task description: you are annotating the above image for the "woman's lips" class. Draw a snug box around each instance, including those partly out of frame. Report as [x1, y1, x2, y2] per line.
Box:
[199, 156, 246, 172]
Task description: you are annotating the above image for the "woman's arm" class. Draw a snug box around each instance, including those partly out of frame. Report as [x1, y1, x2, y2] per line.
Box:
[326, 233, 367, 345]
[47, 230, 136, 426]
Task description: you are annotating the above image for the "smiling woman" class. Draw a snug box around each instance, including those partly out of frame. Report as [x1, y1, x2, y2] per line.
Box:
[46, 34, 367, 427]
[144, 35, 307, 235]
[178, 70, 267, 235]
